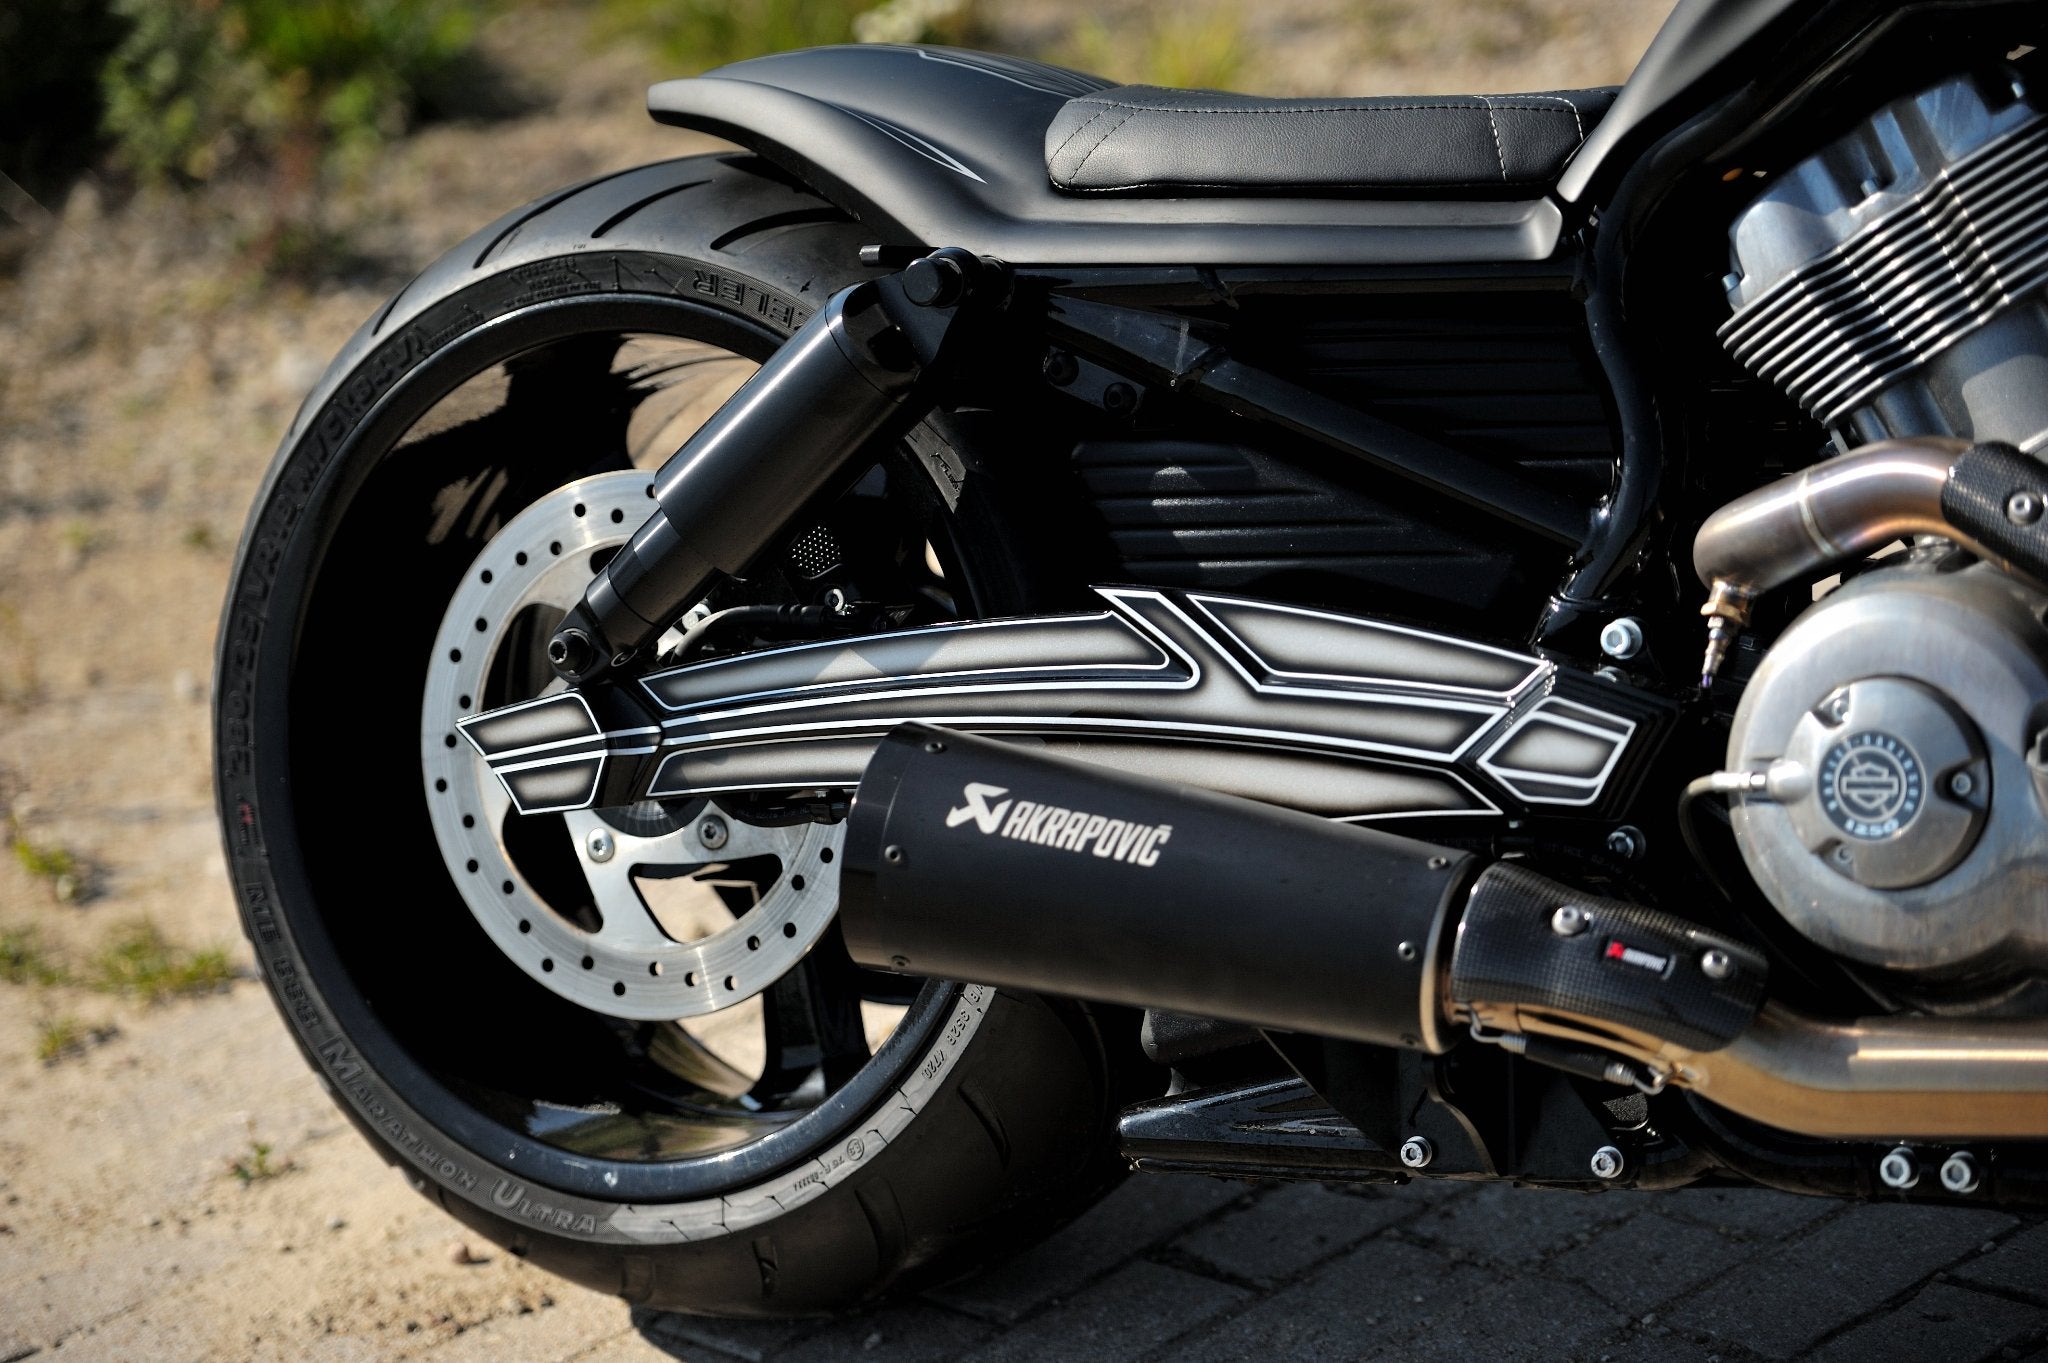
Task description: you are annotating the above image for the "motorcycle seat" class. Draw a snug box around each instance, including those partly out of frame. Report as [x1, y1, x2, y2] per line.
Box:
[1044, 85, 1619, 196]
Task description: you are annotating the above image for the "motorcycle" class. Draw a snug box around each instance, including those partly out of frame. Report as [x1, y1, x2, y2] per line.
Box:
[215, 0, 2048, 1316]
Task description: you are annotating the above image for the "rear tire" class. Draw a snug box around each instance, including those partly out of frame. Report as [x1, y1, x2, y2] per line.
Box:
[215, 153, 1128, 1315]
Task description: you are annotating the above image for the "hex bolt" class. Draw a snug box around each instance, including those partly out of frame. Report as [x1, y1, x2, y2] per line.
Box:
[1551, 904, 1590, 937]
[1399, 1136, 1435, 1169]
[901, 253, 966, 308]
[1939, 1150, 1982, 1195]
[548, 629, 597, 677]
[1606, 825, 1645, 860]
[1878, 1145, 1920, 1190]
[884, 844, 906, 865]
[1599, 617, 1645, 661]
[698, 816, 729, 851]
[1589, 1145, 1625, 1181]
[2007, 489, 2043, 526]
[1396, 940, 1418, 962]
[585, 828, 616, 863]
[1949, 770, 1977, 799]
[1700, 948, 1733, 981]
[1041, 350, 1079, 387]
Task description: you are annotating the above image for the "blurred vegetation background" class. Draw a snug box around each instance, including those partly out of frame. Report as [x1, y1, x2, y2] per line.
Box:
[1, 0, 1663, 275]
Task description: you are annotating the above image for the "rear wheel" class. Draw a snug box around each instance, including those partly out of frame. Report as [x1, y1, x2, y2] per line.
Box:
[215, 153, 1126, 1315]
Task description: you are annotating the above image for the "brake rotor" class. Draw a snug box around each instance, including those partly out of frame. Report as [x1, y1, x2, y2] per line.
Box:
[421, 471, 844, 1022]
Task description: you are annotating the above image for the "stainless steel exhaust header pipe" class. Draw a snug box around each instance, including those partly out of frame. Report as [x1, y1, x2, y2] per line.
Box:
[1690, 435, 2048, 687]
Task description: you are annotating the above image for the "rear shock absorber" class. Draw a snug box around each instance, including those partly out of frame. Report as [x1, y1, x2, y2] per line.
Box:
[546, 248, 994, 685]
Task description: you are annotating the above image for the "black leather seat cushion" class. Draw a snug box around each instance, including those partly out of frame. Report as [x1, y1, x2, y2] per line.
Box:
[1044, 85, 1619, 196]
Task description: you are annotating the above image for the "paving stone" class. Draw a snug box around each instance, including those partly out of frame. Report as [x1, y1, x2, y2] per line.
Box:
[1551, 1210, 1750, 1317]
[1403, 1180, 1640, 1264]
[1171, 1181, 1415, 1286]
[955, 1261, 1249, 1363]
[925, 1173, 1246, 1322]
[1952, 1222, 2048, 1303]
[1667, 1202, 2017, 1359]
[1810, 1281, 2048, 1363]
[1361, 1270, 1628, 1363]
[632, 1307, 812, 1362]
[774, 1301, 993, 1363]
[1174, 1235, 1491, 1363]
[1660, 1185, 1838, 1242]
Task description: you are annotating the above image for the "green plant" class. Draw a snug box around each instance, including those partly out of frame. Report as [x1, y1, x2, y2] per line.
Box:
[34, 1014, 115, 1063]
[1, 928, 68, 985]
[227, 1120, 292, 1185]
[99, 0, 487, 187]
[10, 816, 83, 902]
[599, 0, 873, 72]
[89, 921, 234, 1000]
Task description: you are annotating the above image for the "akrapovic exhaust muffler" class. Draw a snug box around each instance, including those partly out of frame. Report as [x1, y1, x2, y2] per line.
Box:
[841, 725, 1475, 1049]
[843, 724, 2048, 1140]
[840, 724, 1764, 1057]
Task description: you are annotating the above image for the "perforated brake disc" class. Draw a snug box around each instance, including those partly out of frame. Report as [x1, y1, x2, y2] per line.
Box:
[420, 471, 844, 1022]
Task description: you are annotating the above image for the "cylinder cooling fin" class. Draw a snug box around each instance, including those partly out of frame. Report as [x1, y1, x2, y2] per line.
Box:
[1720, 69, 2048, 452]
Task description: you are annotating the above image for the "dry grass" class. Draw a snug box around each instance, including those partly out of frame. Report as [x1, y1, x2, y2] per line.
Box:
[88, 921, 234, 1000]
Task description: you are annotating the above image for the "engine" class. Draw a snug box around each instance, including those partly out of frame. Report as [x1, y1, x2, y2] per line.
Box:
[1716, 69, 2048, 994]
[1721, 69, 2048, 452]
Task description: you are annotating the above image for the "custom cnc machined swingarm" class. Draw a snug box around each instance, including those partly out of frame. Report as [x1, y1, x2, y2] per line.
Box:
[460, 585, 1666, 821]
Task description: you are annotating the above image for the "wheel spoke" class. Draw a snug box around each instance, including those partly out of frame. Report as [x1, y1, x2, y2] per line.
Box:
[753, 924, 871, 1104]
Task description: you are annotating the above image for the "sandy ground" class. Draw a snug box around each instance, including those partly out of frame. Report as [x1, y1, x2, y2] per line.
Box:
[0, 4, 1674, 1359]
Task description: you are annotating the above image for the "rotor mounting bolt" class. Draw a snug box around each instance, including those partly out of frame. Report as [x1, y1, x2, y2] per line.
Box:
[585, 827, 615, 863]
[1599, 617, 1645, 661]
[1551, 904, 1590, 937]
[1949, 770, 1977, 799]
[1700, 948, 1733, 981]
[1606, 825, 1645, 860]
[1589, 1145, 1625, 1181]
[1399, 1136, 1435, 1169]
[698, 816, 729, 851]
[2009, 490, 2043, 526]
[1939, 1151, 1981, 1195]
[1879, 1145, 1920, 1190]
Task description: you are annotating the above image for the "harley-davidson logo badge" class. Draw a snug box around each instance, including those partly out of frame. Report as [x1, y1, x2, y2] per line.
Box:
[1819, 730, 1922, 839]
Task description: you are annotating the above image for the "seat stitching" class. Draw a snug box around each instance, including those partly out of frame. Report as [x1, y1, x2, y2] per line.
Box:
[1053, 99, 1577, 116]
[1067, 109, 1142, 180]
[1048, 103, 1126, 168]
[1476, 96, 1507, 182]
[1492, 93, 1585, 138]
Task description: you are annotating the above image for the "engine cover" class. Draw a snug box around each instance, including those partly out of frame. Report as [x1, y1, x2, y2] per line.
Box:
[1728, 562, 2048, 976]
